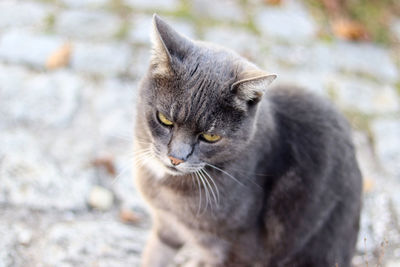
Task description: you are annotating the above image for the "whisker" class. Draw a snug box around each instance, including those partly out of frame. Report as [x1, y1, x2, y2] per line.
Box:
[206, 163, 245, 187]
[202, 169, 220, 205]
[191, 173, 202, 216]
[196, 170, 210, 213]
[199, 169, 218, 208]
[206, 163, 262, 189]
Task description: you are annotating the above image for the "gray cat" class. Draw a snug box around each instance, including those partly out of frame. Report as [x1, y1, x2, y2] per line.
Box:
[134, 15, 362, 267]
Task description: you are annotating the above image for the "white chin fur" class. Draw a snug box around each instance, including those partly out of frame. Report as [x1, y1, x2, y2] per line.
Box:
[142, 156, 183, 179]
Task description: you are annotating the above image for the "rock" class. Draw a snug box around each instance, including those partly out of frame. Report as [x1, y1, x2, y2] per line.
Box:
[270, 67, 329, 96]
[55, 10, 122, 40]
[203, 27, 261, 61]
[125, 0, 180, 12]
[16, 228, 33, 246]
[91, 78, 136, 142]
[0, 29, 65, 69]
[331, 42, 398, 84]
[0, 1, 52, 29]
[88, 186, 114, 211]
[128, 14, 154, 44]
[371, 119, 400, 177]
[255, 1, 316, 43]
[59, 0, 109, 8]
[266, 43, 334, 73]
[0, 70, 82, 127]
[190, 0, 245, 22]
[0, 130, 94, 211]
[330, 77, 400, 115]
[36, 220, 146, 266]
[0, 223, 16, 266]
[70, 42, 132, 76]
[129, 46, 151, 79]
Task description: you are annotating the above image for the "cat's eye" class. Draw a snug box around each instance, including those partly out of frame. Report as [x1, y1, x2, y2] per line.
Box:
[200, 133, 221, 143]
[157, 112, 174, 126]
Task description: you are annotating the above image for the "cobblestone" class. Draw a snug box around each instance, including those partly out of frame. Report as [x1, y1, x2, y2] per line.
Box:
[332, 42, 399, 83]
[203, 26, 261, 61]
[371, 118, 400, 177]
[0, 30, 64, 69]
[56, 10, 122, 40]
[332, 78, 400, 114]
[190, 0, 245, 22]
[125, 0, 180, 12]
[70, 42, 132, 76]
[255, 1, 316, 43]
[0, 1, 52, 30]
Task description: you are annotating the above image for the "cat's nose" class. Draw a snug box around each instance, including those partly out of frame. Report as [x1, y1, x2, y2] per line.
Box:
[168, 155, 184, 166]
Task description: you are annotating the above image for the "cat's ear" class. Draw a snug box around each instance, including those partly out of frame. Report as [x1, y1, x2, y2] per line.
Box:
[231, 70, 277, 105]
[150, 14, 192, 76]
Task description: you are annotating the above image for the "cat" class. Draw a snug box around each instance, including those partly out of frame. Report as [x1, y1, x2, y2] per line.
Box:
[133, 14, 362, 267]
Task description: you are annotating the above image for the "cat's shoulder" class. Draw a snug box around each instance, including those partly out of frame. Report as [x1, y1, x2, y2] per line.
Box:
[266, 86, 342, 121]
[264, 85, 350, 136]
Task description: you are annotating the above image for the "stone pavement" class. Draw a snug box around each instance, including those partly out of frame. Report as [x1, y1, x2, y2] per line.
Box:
[0, 0, 399, 266]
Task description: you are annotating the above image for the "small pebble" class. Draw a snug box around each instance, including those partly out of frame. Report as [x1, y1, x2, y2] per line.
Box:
[17, 229, 33, 245]
[88, 185, 114, 211]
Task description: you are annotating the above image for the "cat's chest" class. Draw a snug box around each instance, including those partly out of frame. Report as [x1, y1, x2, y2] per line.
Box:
[138, 171, 263, 231]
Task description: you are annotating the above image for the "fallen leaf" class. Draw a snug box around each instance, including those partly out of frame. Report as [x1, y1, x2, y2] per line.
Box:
[332, 18, 369, 41]
[363, 177, 374, 193]
[119, 208, 141, 224]
[263, 0, 282, 5]
[46, 42, 72, 70]
[92, 156, 116, 176]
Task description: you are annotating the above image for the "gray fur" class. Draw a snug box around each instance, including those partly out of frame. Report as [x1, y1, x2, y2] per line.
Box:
[134, 15, 362, 267]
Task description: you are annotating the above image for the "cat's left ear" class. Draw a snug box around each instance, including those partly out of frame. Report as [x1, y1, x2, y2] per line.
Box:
[150, 14, 192, 76]
[231, 70, 277, 105]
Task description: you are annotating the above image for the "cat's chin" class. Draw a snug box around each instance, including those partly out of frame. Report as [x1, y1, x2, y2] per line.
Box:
[142, 155, 193, 178]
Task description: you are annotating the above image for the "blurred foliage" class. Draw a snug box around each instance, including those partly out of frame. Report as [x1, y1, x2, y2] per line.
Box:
[305, 0, 400, 44]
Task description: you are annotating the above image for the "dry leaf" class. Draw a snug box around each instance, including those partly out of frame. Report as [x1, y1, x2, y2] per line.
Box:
[46, 42, 72, 70]
[119, 209, 141, 224]
[263, 0, 282, 5]
[332, 18, 369, 41]
[92, 156, 116, 176]
[363, 177, 374, 193]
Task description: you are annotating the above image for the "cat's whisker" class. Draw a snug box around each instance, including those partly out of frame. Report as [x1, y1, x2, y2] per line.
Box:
[196, 170, 210, 213]
[109, 132, 134, 142]
[112, 150, 152, 185]
[201, 169, 220, 205]
[111, 163, 132, 185]
[199, 169, 219, 208]
[132, 151, 153, 166]
[206, 164, 245, 187]
[191, 173, 202, 216]
[198, 170, 213, 211]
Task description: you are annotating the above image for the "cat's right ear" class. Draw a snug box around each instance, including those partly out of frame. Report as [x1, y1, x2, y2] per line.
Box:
[150, 14, 192, 76]
[231, 70, 277, 109]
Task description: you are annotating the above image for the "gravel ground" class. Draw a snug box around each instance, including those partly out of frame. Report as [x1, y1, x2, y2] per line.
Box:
[1, 0, 400, 266]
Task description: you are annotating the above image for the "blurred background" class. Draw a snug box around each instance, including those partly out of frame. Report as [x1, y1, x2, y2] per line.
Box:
[0, 0, 399, 266]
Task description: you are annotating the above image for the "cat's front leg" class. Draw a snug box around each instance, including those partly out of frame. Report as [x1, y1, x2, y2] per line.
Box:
[141, 229, 182, 267]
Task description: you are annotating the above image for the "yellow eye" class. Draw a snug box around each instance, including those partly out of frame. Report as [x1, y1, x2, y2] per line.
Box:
[201, 133, 221, 143]
[157, 112, 173, 126]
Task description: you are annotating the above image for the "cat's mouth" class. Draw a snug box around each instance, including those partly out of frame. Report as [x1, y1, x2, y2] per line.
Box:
[165, 165, 182, 173]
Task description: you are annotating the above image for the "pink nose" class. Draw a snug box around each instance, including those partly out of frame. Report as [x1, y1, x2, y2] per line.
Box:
[168, 156, 184, 166]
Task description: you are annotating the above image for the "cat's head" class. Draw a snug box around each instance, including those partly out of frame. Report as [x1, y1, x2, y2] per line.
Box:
[136, 15, 276, 178]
